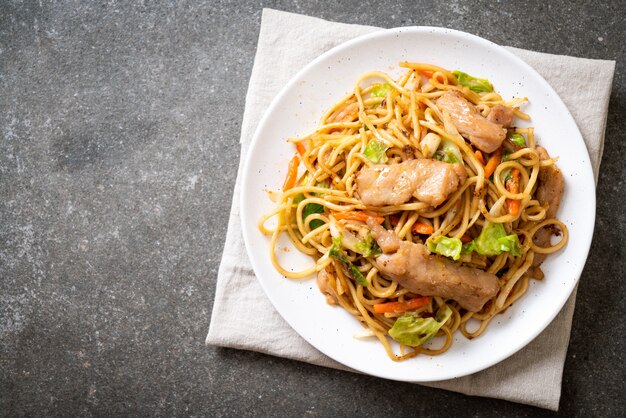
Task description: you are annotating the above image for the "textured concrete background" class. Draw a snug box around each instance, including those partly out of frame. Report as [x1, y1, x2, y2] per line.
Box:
[1, 1, 624, 416]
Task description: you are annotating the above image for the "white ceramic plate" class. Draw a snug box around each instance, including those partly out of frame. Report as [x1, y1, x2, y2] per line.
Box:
[240, 27, 595, 382]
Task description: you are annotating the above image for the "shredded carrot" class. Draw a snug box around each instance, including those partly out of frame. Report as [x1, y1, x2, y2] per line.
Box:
[373, 296, 432, 314]
[418, 70, 434, 78]
[295, 142, 306, 156]
[474, 150, 485, 165]
[506, 197, 521, 216]
[505, 168, 521, 216]
[332, 211, 384, 225]
[413, 222, 434, 235]
[483, 147, 502, 178]
[282, 155, 300, 191]
[461, 234, 473, 244]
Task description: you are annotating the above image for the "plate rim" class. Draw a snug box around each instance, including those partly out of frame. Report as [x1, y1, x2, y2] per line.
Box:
[239, 25, 595, 382]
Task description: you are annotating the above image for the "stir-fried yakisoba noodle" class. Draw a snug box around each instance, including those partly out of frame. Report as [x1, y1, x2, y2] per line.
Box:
[259, 62, 568, 361]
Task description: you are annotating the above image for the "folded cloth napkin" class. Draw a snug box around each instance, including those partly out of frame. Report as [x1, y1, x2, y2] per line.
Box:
[207, 8, 615, 411]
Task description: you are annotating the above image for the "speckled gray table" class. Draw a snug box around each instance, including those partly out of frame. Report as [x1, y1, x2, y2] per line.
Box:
[1, 1, 624, 416]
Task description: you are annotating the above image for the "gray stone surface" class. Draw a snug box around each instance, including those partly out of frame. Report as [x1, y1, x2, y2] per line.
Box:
[0, 0, 624, 416]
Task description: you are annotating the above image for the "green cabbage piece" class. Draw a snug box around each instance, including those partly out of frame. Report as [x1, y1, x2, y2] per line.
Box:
[354, 233, 382, 257]
[434, 139, 462, 164]
[507, 132, 526, 147]
[426, 236, 463, 261]
[453, 70, 494, 93]
[363, 139, 389, 163]
[302, 203, 325, 230]
[329, 237, 369, 286]
[295, 181, 329, 230]
[371, 83, 392, 98]
[462, 222, 522, 256]
[389, 306, 453, 347]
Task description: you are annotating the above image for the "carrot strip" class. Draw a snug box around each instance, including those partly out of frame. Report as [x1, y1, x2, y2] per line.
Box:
[295, 142, 306, 156]
[505, 168, 521, 216]
[507, 199, 521, 217]
[333, 211, 384, 225]
[418, 70, 434, 78]
[282, 155, 300, 191]
[373, 296, 432, 314]
[483, 147, 502, 178]
[474, 150, 485, 165]
[413, 222, 434, 235]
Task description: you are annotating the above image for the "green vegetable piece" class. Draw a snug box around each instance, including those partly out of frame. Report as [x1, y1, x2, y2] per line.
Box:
[388, 306, 453, 347]
[433, 139, 462, 164]
[507, 132, 526, 147]
[329, 237, 369, 286]
[354, 233, 382, 257]
[453, 70, 494, 93]
[363, 139, 389, 163]
[497, 234, 522, 256]
[309, 219, 324, 230]
[293, 193, 305, 204]
[469, 221, 522, 256]
[371, 83, 392, 98]
[303, 202, 324, 230]
[426, 236, 463, 261]
[295, 181, 329, 229]
[461, 241, 476, 254]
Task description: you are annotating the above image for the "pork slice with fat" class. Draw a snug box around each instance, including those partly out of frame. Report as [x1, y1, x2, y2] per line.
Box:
[436, 90, 506, 153]
[375, 241, 499, 312]
[487, 105, 515, 128]
[530, 147, 565, 272]
[356, 158, 466, 207]
[367, 218, 400, 254]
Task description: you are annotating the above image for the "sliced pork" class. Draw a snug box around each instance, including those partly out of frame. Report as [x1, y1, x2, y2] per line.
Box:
[367, 218, 400, 253]
[487, 105, 515, 128]
[530, 146, 565, 270]
[436, 90, 506, 153]
[374, 240, 499, 312]
[356, 158, 467, 207]
[535, 147, 564, 220]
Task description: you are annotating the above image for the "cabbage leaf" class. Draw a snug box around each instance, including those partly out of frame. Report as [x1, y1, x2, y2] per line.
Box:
[329, 237, 369, 286]
[354, 233, 382, 257]
[371, 83, 392, 98]
[462, 222, 522, 256]
[434, 139, 462, 164]
[388, 306, 453, 347]
[426, 236, 463, 261]
[363, 138, 389, 163]
[507, 131, 526, 147]
[453, 70, 494, 93]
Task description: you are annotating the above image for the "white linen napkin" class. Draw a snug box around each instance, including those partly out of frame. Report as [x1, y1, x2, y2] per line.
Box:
[207, 8, 615, 411]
